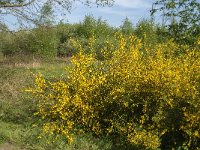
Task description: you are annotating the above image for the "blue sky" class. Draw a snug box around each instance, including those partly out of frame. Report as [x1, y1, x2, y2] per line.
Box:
[3, 0, 155, 30]
[61, 0, 155, 27]
[3, 0, 200, 30]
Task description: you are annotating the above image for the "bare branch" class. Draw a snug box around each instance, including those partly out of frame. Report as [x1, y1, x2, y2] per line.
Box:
[0, 0, 36, 8]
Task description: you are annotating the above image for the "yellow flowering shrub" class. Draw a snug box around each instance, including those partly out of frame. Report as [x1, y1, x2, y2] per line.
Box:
[28, 34, 200, 149]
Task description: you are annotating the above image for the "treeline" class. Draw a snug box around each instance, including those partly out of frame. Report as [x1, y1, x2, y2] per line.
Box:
[0, 15, 199, 60]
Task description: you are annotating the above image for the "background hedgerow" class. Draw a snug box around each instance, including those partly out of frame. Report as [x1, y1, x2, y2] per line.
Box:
[1, 15, 199, 61]
[29, 34, 200, 149]
[0, 27, 59, 60]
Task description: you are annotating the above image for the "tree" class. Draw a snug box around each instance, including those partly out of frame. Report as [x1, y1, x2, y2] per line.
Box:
[151, 0, 200, 44]
[0, 0, 114, 31]
[120, 17, 134, 35]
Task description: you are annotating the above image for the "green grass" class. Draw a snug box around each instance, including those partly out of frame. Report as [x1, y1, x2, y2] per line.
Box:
[0, 57, 115, 150]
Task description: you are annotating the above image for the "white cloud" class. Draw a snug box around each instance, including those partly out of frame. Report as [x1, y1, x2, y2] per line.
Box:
[114, 0, 152, 9]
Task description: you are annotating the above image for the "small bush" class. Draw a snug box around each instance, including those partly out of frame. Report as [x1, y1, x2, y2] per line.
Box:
[28, 27, 59, 59]
[0, 27, 59, 59]
[120, 17, 134, 35]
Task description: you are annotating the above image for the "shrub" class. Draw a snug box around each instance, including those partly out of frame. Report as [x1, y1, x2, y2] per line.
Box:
[0, 33, 17, 56]
[28, 27, 59, 59]
[120, 17, 134, 35]
[135, 20, 160, 48]
[0, 31, 31, 56]
[56, 23, 80, 57]
[151, 0, 200, 45]
[76, 15, 97, 38]
[28, 34, 200, 149]
[0, 27, 59, 59]
[76, 15, 114, 39]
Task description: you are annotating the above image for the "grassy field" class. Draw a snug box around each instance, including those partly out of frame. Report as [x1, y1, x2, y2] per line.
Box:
[0, 56, 115, 150]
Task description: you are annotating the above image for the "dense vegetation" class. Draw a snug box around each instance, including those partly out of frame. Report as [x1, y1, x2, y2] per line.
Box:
[0, 11, 200, 150]
[29, 33, 200, 149]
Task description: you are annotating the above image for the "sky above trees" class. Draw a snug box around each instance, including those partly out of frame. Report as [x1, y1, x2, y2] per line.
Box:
[63, 0, 155, 27]
[2, 0, 200, 30]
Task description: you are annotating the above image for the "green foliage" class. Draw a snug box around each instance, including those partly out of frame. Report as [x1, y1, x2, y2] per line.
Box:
[134, 19, 160, 51]
[28, 27, 59, 59]
[0, 12, 199, 60]
[76, 15, 114, 38]
[56, 23, 78, 57]
[151, 0, 200, 45]
[0, 30, 32, 56]
[1, 15, 115, 59]
[135, 20, 155, 39]
[95, 17, 114, 37]
[120, 17, 134, 35]
[0, 33, 17, 56]
[0, 27, 59, 59]
[76, 15, 97, 38]
[55, 15, 116, 58]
